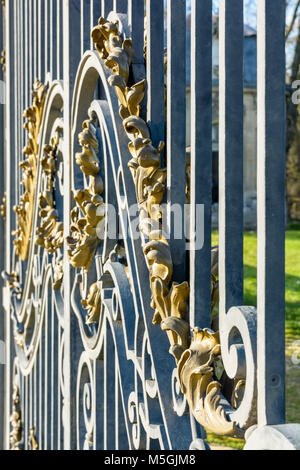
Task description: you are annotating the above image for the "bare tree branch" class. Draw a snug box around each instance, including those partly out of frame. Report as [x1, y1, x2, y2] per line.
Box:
[286, 0, 300, 40]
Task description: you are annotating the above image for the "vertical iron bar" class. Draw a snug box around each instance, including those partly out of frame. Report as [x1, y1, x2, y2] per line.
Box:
[146, 0, 165, 148]
[50, 0, 53, 77]
[102, 0, 113, 18]
[51, 292, 54, 449]
[166, 0, 187, 283]
[257, 0, 286, 426]
[0, 0, 5, 450]
[63, 0, 82, 450]
[29, 0, 33, 88]
[57, 0, 60, 79]
[25, 0, 28, 109]
[189, 0, 212, 328]
[39, 340, 43, 447]
[83, 0, 92, 54]
[33, 0, 37, 79]
[57, 327, 61, 449]
[128, 0, 144, 65]
[45, 0, 50, 76]
[14, 0, 19, 205]
[44, 302, 48, 449]
[219, 0, 244, 317]
[128, 0, 146, 119]
[80, 0, 84, 57]
[113, 0, 127, 13]
[90, 0, 99, 49]
[50, 0, 58, 79]
[20, 0, 24, 152]
[38, 0, 43, 80]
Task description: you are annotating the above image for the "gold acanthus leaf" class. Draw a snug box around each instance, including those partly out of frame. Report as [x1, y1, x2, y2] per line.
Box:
[28, 428, 39, 451]
[91, 17, 134, 83]
[67, 113, 105, 273]
[0, 49, 5, 72]
[176, 329, 240, 437]
[81, 282, 102, 325]
[35, 131, 64, 256]
[53, 260, 64, 291]
[76, 118, 100, 176]
[92, 17, 243, 437]
[108, 75, 146, 120]
[9, 386, 22, 450]
[92, 17, 145, 121]
[13, 79, 48, 261]
[0, 193, 6, 221]
[123, 116, 166, 225]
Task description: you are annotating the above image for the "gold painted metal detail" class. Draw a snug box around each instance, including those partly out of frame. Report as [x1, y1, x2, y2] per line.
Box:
[177, 328, 237, 436]
[0, 49, 5, 73]
[13, 79, 48, 261]
[2, 271, 22, 298]
[82, 282, 102, 325]
[14, 330, 25, 350]
[35, 129, 64, 290]
[29, 427, 39, 450]
[9, 385, 22, 450]
[0, 192, 6, 221]
[35, 130, 63, 254]
[53, 259, 64, 291]
[67, 113, 105, 273]
[92, 17, 244, 438]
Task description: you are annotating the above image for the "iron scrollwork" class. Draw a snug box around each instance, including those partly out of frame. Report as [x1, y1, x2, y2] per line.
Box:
[91, 16, 257, 438]
[6, 80, 66, 449]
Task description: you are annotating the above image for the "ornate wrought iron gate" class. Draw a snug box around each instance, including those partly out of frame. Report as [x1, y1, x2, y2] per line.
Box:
[0, 0, 300, 451]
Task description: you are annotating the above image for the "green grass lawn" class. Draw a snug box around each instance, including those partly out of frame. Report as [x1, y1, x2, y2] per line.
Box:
[207, 225, 300, 450]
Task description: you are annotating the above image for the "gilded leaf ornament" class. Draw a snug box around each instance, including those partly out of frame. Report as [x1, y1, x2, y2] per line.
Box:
[2, 271, 22, 298]
[67, 112, 105, 273]
[177, 328, 238, 436]
[53, 259, 64, 291]
[13, 79, 48, 261]
[0, 192, 6, 221]
[35, 129, 64, 290]
[0, 49, 5, 72]
[9, 386, 22, 450]
[91, 17, 247, 437]
[28, 428, 39, 450]
[82, 282, 102, 325]
[35, 131, 64, 254]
